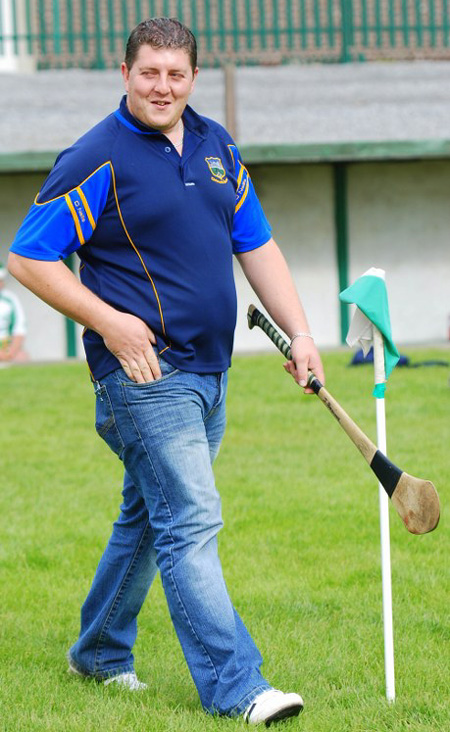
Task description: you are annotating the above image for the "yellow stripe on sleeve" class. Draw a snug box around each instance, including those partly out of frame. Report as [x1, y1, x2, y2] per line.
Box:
[77, 186, 96, 231]
[237, 162, 245, 187]
[235, 178, 249, 213]
[65, 194, 85, 245]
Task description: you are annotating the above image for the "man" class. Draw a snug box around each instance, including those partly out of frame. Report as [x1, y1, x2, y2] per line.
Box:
[8, 18, 324, 725]
[0, 262, 28, 363]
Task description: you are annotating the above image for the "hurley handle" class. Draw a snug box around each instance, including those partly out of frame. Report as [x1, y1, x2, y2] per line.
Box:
[247, 304, 323, 392]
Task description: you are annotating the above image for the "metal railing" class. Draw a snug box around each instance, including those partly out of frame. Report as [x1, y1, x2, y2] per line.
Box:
[1, 0, 450, 70]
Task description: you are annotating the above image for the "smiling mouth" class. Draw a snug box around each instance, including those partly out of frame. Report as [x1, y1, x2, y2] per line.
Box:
[152, 101, 171, 107]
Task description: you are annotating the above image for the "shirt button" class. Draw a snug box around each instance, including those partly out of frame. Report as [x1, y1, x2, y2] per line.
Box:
[164, 146, 171, 153]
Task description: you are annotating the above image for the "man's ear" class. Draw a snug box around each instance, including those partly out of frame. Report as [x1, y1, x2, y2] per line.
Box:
[190, 66, 199, 94]
[121, 62, 130, 91]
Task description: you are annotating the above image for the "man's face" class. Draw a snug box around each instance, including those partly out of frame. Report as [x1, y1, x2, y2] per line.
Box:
[122, 45, 198, 133]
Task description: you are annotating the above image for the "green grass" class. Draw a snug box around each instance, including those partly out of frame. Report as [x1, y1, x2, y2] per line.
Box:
[0, 347, 449, 731]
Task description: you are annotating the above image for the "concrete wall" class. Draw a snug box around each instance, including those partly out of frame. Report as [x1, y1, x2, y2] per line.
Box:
[238, 159, 450, 350]
[1, 159, 449, 363]
[347, 160, 450, 343]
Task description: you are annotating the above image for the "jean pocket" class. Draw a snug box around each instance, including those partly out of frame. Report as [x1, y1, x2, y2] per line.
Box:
[120, 357, 180, 388]
[95, 384, 124, 457]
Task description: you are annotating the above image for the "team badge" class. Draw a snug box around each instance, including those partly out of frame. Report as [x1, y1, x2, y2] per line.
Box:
[205, 157, 228, 184]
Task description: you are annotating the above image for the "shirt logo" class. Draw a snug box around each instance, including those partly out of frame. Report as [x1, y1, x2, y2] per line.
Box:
[73, 199, 86, 223]
[205, 157, 228, 184]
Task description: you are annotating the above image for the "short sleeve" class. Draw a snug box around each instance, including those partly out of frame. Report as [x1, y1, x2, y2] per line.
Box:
[10, 161, 112, 261]
[228, 144, 271, 254]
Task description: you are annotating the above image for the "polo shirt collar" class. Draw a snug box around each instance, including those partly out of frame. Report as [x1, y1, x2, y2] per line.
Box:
[115, 95, 208, 139]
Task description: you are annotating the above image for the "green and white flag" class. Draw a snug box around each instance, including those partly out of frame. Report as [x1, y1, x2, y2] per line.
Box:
[339, 268, 400, 398]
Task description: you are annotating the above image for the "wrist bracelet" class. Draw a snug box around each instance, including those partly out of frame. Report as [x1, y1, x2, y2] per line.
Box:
[290, 332, 314, 346]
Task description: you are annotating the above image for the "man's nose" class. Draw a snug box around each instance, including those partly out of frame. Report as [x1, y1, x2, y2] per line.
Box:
[154, 73, 170, 94]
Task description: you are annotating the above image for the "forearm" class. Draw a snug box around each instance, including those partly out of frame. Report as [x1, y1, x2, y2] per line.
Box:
[236, 238, 311, 339]
[7, 253, 117, 335]
[237, 237, 324, 388]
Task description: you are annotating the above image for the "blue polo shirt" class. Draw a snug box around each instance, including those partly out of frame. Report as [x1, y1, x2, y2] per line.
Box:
[11, 96, 271, 379]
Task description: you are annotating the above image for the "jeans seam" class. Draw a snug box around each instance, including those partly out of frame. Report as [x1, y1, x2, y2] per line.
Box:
[166, 564, 219, 682]
[93, 521, 151, 674]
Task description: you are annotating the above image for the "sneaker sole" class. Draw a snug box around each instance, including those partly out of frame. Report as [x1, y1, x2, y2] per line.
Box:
[264, 702, 304, 727]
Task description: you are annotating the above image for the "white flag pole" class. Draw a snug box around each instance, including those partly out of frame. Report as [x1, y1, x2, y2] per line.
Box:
[373, 325, 396, 702]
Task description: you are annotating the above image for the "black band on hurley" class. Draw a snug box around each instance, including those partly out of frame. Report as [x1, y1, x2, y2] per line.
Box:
[370, 451, 402, 497]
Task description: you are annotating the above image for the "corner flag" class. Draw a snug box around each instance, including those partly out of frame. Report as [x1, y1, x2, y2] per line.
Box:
[339, 268, 400, 397]
[340, 267, 398, 701]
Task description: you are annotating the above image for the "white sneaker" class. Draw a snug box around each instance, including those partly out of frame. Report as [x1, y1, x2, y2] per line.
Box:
[244, 689, 304, 726]
[103, 672, 148, 690]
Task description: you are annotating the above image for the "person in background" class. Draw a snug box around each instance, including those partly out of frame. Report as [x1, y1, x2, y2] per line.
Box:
[0, 262, 28, 363]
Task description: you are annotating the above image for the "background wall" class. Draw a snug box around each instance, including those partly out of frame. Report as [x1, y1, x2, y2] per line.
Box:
[347, 160, 450, 343]
[1, 158, 449, 363]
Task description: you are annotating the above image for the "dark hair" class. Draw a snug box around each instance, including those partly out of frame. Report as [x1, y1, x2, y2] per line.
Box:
[125, 17, 197, 72]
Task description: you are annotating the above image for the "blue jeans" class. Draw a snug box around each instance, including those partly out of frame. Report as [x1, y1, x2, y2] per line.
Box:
[68, 356, 270, 716]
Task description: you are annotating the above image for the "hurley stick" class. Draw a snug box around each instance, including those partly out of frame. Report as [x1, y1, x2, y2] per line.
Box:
[247, 304, 440, 535]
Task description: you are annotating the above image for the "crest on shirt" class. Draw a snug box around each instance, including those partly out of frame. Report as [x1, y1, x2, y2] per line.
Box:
[205, 157, 228, 184]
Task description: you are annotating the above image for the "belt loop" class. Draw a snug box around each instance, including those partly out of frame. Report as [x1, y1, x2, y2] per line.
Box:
[93, 380, 103, 399]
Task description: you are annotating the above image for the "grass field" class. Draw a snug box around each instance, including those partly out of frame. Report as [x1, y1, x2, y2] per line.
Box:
[0, 347, 448, 731]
